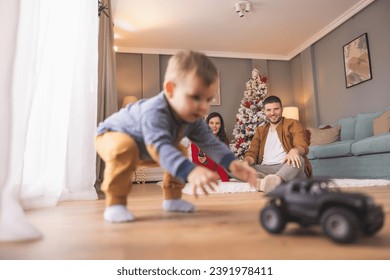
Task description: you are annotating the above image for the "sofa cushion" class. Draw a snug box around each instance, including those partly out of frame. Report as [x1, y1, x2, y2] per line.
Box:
[308, 125, 340, 146]
[309, 140, 355, 159]
[351, 133, 390, 156]
[307, 148, 316, 160]
[354, 112, 383, 140]
[337, 116, 356, 141]
[305, 125, 331, 145]
[373, 110, 390, 136]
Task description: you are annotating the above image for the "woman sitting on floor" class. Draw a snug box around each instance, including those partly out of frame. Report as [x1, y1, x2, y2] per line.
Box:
[191, 112, 230, 182]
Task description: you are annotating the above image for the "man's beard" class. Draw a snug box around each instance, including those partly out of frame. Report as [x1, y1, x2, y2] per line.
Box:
[266, 115, 282, 124]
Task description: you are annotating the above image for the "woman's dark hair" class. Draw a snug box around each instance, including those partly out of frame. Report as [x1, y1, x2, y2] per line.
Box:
[206, 112, 229, 145]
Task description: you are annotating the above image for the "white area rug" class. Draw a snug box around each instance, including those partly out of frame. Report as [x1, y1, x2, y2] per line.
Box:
[331, 179, 390, 188]
[182, 181, 255, 195]
[181, 179, 390, 195]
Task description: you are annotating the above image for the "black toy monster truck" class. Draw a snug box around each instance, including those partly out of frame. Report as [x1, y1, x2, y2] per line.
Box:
[259, 179, 384, 243]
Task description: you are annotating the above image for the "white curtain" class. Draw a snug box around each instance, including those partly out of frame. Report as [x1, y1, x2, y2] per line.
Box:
[0, 0, 98, 241]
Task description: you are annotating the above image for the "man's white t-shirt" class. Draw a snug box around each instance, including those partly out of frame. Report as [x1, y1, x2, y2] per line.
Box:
[261, 129, 286, 165]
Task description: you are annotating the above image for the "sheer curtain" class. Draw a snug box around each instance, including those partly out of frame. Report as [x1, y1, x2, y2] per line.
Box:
[0, 0, 98, 241]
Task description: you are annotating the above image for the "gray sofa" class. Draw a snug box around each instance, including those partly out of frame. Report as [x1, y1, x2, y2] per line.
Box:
[308, 107, 390, 180]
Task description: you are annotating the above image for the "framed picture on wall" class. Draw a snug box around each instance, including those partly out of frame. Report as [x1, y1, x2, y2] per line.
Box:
[210, 71, 221, 105]
[343, 33, 372, 88]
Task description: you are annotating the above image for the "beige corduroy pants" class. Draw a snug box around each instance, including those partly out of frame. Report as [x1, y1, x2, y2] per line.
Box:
[95, 131, 187, 206]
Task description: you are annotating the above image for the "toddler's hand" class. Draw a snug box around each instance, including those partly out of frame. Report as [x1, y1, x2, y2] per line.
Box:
[187, 166, 220, 198]
[229, 160, 258, 188]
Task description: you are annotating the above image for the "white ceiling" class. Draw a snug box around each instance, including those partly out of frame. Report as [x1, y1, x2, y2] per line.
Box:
[112, 0, 375, 60]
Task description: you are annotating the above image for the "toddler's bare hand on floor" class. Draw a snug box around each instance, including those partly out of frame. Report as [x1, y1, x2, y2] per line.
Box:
[229, 160, 258, 188]
[188, 166, 220, 198]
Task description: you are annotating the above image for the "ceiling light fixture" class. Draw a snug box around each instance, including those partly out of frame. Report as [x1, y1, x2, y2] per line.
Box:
[235, 1, 251, 18]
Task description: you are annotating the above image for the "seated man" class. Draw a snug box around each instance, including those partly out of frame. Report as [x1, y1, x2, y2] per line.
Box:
[242, 95, 312, 192]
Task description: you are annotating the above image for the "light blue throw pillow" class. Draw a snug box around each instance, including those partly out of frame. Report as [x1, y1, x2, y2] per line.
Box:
[354, 111, 383, 140]
[337, 116, 356, 141]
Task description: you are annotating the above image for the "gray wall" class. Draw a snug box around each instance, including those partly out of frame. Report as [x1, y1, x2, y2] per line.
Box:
[116, 53, 161, 108]
[267, 61, 294, 106]
[292, 47, 319, 129]
[295, 0, 390, 126]
[208, 57, 253, 140]
[116, 53, 142, 108]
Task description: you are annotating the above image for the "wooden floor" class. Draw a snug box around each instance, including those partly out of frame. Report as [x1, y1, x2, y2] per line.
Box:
[1, 184, 390, 260]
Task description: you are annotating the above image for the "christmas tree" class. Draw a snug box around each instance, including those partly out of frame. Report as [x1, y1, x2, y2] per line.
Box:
[230, 68, 268, 159]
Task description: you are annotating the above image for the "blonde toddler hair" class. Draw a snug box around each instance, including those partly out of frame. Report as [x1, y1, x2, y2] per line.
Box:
[164, 50, 218, 87]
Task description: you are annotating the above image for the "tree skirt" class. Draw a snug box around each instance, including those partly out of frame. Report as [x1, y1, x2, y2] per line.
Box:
[180, 178, 390, 195]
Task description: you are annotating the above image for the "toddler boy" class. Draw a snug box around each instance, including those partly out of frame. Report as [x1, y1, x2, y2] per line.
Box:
[96, 50, 258, 223]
